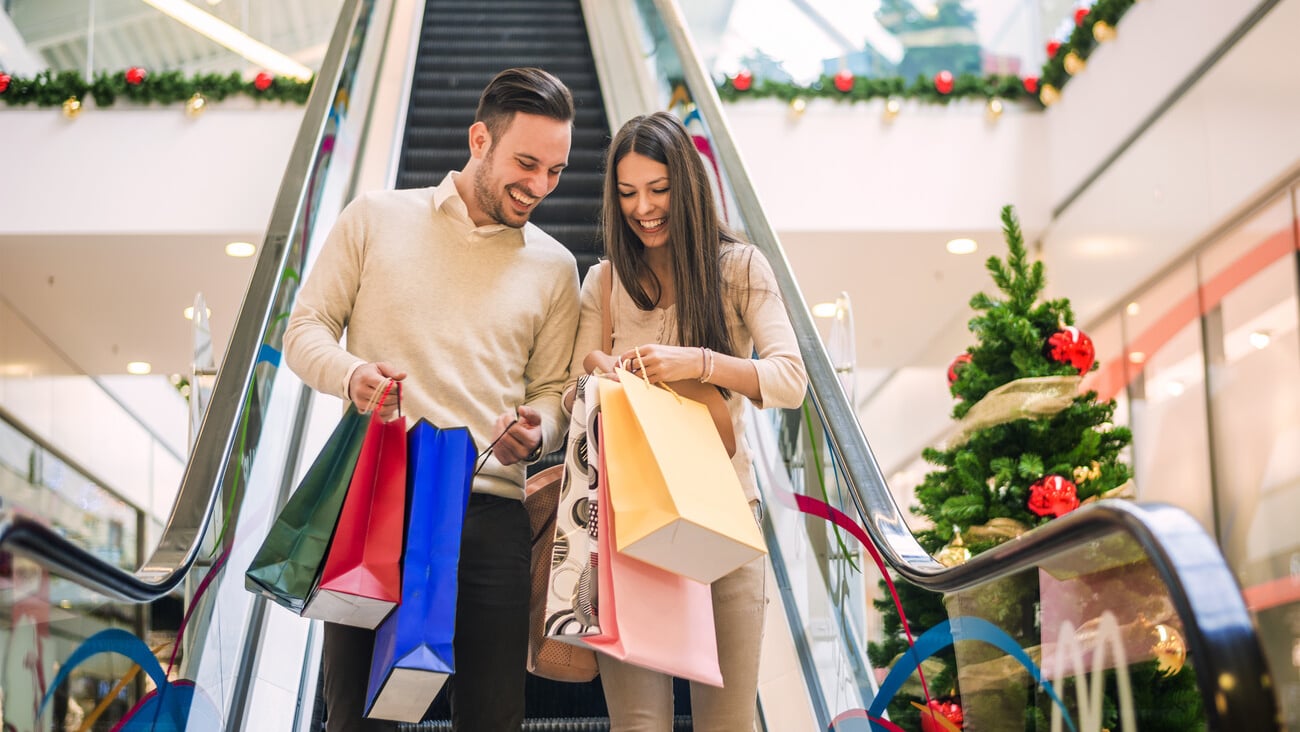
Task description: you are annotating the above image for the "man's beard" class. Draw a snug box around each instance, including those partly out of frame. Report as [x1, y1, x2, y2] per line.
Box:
[473, 149, 529, 229]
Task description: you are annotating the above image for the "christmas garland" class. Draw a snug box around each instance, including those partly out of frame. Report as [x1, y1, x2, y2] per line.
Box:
[716, 0, 1138, 108]
[0, 68, 313, 110]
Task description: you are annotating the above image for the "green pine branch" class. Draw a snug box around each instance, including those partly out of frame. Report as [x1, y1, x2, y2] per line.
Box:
[0, 69, 313, 108]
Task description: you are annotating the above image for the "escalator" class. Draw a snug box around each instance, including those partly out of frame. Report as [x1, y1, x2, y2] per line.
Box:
[0, 1, 1284, 731]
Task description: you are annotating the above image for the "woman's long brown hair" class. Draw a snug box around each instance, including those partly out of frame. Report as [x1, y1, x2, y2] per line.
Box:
[601, 112, 745, 361]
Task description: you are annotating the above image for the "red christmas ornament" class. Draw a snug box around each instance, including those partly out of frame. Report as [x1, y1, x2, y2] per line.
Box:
[947, 353, 972, 387]
[1028, 475, 1080, 518]
[1074, 7, 1090, 26]
[731, 70, 753, 92]
[920, 699, 965, 732]
[1046, 40, 1062, 59]
[1044, 326, 1096, 374]
[0, 73, 9, 94]
[1023, 75, 1040, 94]
[833, 69, 855, 93]
[125, 66, 147, 85]
[254, 71, 275, 91]
[934, 70, 955, 95]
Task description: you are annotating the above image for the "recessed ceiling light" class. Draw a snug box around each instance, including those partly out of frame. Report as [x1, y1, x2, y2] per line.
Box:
[1164, 381, 1186, 397]
[1249, 330, 1271, 350]
[0, 363, 31, 376]
[127, 361, 153, 375]
[1126, 302, 1140, 316]
[184, 306, 213, 320]
[812, 302, 838, 318]
[946, 238, 977, 255]
[225, 241, 256, 258]
[1128, 351, 1146, 364]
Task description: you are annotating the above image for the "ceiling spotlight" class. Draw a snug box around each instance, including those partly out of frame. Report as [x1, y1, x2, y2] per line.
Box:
[127, 361, 153, 375]
[1249, 330, 1271, 350]
[184, 306, 213, 320]
[946, 238, 977, 255]
[1126, 302, 1140, 316]
[1128, 351, 1146, 364]
[812, 302, 838, 318]
[225, 241, 256, 258]
[1164, 381, 1185, 397]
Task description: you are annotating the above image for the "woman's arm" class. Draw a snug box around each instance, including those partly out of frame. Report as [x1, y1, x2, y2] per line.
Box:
[563, 264, 612, 414]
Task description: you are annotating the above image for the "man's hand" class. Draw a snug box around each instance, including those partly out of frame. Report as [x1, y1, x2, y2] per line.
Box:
[349, 362, 406, 420]
[490, 405, 543, 466]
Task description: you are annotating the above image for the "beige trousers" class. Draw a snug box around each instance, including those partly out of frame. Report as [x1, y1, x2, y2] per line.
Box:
[597, 555, 767, 731]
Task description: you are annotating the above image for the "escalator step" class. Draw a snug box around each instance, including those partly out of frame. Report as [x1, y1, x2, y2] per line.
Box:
[397, 717, 694, 731]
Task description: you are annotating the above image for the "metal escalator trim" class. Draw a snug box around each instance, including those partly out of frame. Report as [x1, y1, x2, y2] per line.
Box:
[0, 0, 377, 602]
[648, 0, 1279, 728]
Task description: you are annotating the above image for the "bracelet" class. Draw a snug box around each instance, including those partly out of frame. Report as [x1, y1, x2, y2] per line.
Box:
[698, 347, 708, 382]
[702, 348, 717, 384]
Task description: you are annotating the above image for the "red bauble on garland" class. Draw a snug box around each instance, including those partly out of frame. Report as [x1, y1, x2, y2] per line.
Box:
[833, 69, 855, 93]
[947, 353, 973, 387]
[1046, 40, 1062, 59]
[125, 66, 147, 85]
[934, 70, 955, 95]
[254, 71, 275, 91]
[0, 72, 11, 94]
[731, 70, 753, 92]
[1023, 75, 1039, 94]
[920, 698, 965, 732]
[1074, 7, 1090, 26]
[1028, 475, 1080, 518]
[1044, 326, 1096, 374]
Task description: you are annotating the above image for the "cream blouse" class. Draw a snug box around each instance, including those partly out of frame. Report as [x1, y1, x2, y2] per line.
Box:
[564, 244, 808, 501]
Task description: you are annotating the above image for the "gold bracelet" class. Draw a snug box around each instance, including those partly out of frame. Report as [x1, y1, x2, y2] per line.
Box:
[703, 348, 717, 383]
[698, 347, 708, 382]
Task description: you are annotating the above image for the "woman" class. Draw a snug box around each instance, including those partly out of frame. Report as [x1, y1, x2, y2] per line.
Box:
[565, 111, 807, 730]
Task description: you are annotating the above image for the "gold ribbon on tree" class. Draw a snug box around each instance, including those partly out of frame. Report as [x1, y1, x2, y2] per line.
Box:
[946, 375, 1081, 448]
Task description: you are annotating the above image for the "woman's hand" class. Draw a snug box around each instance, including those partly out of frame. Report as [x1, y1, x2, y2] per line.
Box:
[583, 350, 620, 376]
[619, 344, 704, 384]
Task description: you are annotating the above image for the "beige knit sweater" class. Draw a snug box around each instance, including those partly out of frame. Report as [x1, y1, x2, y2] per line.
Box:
[284, 175, 580, 499]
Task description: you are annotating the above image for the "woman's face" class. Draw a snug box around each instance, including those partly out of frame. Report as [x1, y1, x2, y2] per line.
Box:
[616, 152, 671, 250]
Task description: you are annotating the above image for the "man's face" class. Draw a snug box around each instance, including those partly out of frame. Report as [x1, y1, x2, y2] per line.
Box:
[469, 112, 572, 228]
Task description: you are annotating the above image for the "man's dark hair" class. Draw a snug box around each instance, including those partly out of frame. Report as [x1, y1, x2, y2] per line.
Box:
[475, 67, 575, 143]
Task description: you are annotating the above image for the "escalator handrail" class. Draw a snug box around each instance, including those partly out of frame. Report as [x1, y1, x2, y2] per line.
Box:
[0, 0, 375, 602]
[648, 1, 1279, 728]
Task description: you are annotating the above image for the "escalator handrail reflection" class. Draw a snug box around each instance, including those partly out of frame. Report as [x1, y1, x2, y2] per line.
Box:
[0, 0, 373, 602]
[648, 1, 1278, 728]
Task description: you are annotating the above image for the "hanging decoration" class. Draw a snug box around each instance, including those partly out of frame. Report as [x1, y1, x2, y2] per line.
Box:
[933, 70, 955, 95]
[185, 92, 208, 117]
[0, 69, 312, 110]
[947, 353, 973, 388]
[833, 69, 855, 93]
[61, 96, 82, 119]
[934, 528, 970, 568]
[1027, 475, 1080, 518]
[1044, 326, 1096, 374]
[253, 71, 275, 91]
[715, 0, 1140, 109]
[1152, 623, 1187, 677]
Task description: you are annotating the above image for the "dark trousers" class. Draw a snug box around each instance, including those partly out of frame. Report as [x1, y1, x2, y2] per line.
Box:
[321, 493, 531, 732]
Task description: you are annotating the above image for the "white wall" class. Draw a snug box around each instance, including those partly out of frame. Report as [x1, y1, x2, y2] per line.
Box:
[0, 103, 303, 235]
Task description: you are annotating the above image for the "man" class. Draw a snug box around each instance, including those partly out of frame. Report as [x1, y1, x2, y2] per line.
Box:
[283, 67, 580, 731]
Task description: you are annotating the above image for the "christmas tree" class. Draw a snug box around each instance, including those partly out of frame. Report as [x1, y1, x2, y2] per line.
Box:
[866, 206, 1202, 730]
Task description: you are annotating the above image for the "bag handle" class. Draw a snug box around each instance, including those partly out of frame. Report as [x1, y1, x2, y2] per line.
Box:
[361, 378, 401, 419]
[600, 260, 614, 355]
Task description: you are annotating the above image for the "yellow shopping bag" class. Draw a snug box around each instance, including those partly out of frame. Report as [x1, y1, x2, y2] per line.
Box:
[598, 367, 766, 584]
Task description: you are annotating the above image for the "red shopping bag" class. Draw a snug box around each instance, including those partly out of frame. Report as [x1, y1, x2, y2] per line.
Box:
[302, 382, 408, 628]
[580, 417, 723, 686]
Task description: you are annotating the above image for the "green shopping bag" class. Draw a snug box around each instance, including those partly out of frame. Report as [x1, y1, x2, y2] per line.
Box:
[246, 406, 368, 612]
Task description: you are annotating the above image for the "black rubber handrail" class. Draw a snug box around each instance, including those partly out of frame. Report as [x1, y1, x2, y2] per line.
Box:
[0, 0, 375, 602]
[647, 0, 1280, 728]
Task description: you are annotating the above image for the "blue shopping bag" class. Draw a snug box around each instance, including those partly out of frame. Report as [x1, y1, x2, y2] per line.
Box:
[364, 419, 476, 722]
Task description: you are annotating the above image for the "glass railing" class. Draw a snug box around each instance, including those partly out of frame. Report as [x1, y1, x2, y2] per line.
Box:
[632, 0, 1280, 728]
[0, 0, 389, 727]
[677, 0, 1061, 88]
